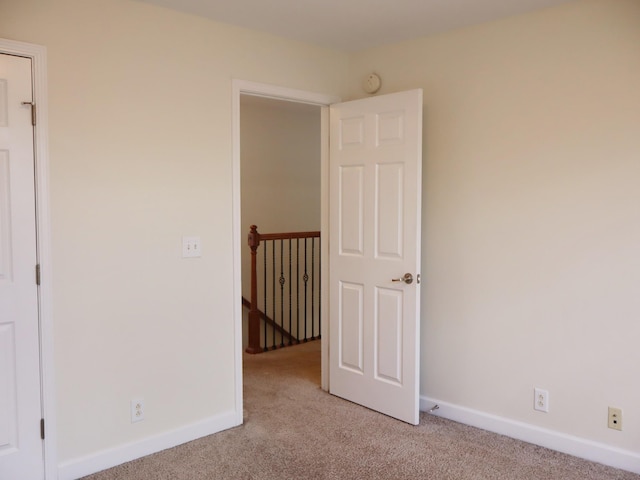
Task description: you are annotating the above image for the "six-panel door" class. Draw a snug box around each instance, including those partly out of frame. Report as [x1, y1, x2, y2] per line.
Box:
[329, 90, 422, 425]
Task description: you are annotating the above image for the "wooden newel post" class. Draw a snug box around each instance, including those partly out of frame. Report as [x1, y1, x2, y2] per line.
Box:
[246, 225, 262, 354]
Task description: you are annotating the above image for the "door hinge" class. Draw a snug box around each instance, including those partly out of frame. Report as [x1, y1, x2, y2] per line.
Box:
[21, 101, 36, 126]
[40, 418, 45, 439]
[36, 264, 41, 286]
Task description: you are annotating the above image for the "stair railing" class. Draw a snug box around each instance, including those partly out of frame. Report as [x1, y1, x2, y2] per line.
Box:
[245, 225, 321, 354]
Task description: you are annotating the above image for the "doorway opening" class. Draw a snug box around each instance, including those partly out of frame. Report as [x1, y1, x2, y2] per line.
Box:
[231, 81, 339, 423]
[239, 94, 322, 355]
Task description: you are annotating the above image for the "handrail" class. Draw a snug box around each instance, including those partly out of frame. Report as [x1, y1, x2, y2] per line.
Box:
[246, 225, 321, 354]
[257, 231, 320, 241]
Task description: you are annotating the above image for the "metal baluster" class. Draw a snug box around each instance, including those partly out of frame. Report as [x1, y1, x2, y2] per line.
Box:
[318, 236, 321, 339]
[296, 239, 300, 343]
[279, 240, 285, 348]
[272, 240, 276, 349]
[288, 239, 292, 345]
[311, 238, 315, 339]
[303, 238, 309, 342]
[263, 239, 267, 352]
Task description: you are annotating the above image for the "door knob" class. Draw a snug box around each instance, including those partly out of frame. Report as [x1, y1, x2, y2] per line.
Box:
[392, 273, 413, 284]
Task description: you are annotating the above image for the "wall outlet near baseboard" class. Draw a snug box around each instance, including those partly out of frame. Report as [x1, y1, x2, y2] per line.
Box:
[131, 398, 145, 423]
[534, 388, 549, 412]
[608, 407, 622, 431]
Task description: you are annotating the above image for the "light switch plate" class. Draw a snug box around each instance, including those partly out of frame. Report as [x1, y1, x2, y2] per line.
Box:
[182, 236, 201, 258]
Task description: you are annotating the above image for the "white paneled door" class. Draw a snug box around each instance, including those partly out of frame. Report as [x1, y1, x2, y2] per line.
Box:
[329, 90, 422, 425]
[0, 53, 44, 479]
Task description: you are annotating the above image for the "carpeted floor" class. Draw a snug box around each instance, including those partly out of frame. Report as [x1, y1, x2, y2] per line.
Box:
[83, 341, 638, 479]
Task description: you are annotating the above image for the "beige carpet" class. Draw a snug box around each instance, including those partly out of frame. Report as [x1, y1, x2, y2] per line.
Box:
[83, 342, 638, 479]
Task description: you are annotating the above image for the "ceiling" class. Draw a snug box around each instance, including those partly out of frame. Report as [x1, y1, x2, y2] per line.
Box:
[137, 0, 574, 52]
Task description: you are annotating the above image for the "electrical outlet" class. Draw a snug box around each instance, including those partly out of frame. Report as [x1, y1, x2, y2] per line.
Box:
[131, 398, 144, 423]
[534, 388, 549, 412]
[608, 407, 622, 431]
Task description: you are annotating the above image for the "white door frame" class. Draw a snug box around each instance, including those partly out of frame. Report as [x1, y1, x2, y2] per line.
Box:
[0, 38, 56, 479]
[231, 80, 340, 417]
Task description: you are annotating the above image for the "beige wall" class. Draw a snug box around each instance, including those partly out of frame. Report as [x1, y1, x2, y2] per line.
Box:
[349, 0, 640, 453]
[240, 97, 321, 235]
[0, 0, 346, 464]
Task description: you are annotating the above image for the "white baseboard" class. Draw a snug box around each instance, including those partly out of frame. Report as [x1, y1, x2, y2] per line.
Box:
[57, 410, 239, 480]
[420, 396, 640, 475]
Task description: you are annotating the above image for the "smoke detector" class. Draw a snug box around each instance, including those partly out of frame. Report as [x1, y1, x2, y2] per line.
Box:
[363, 73, 381, 94]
